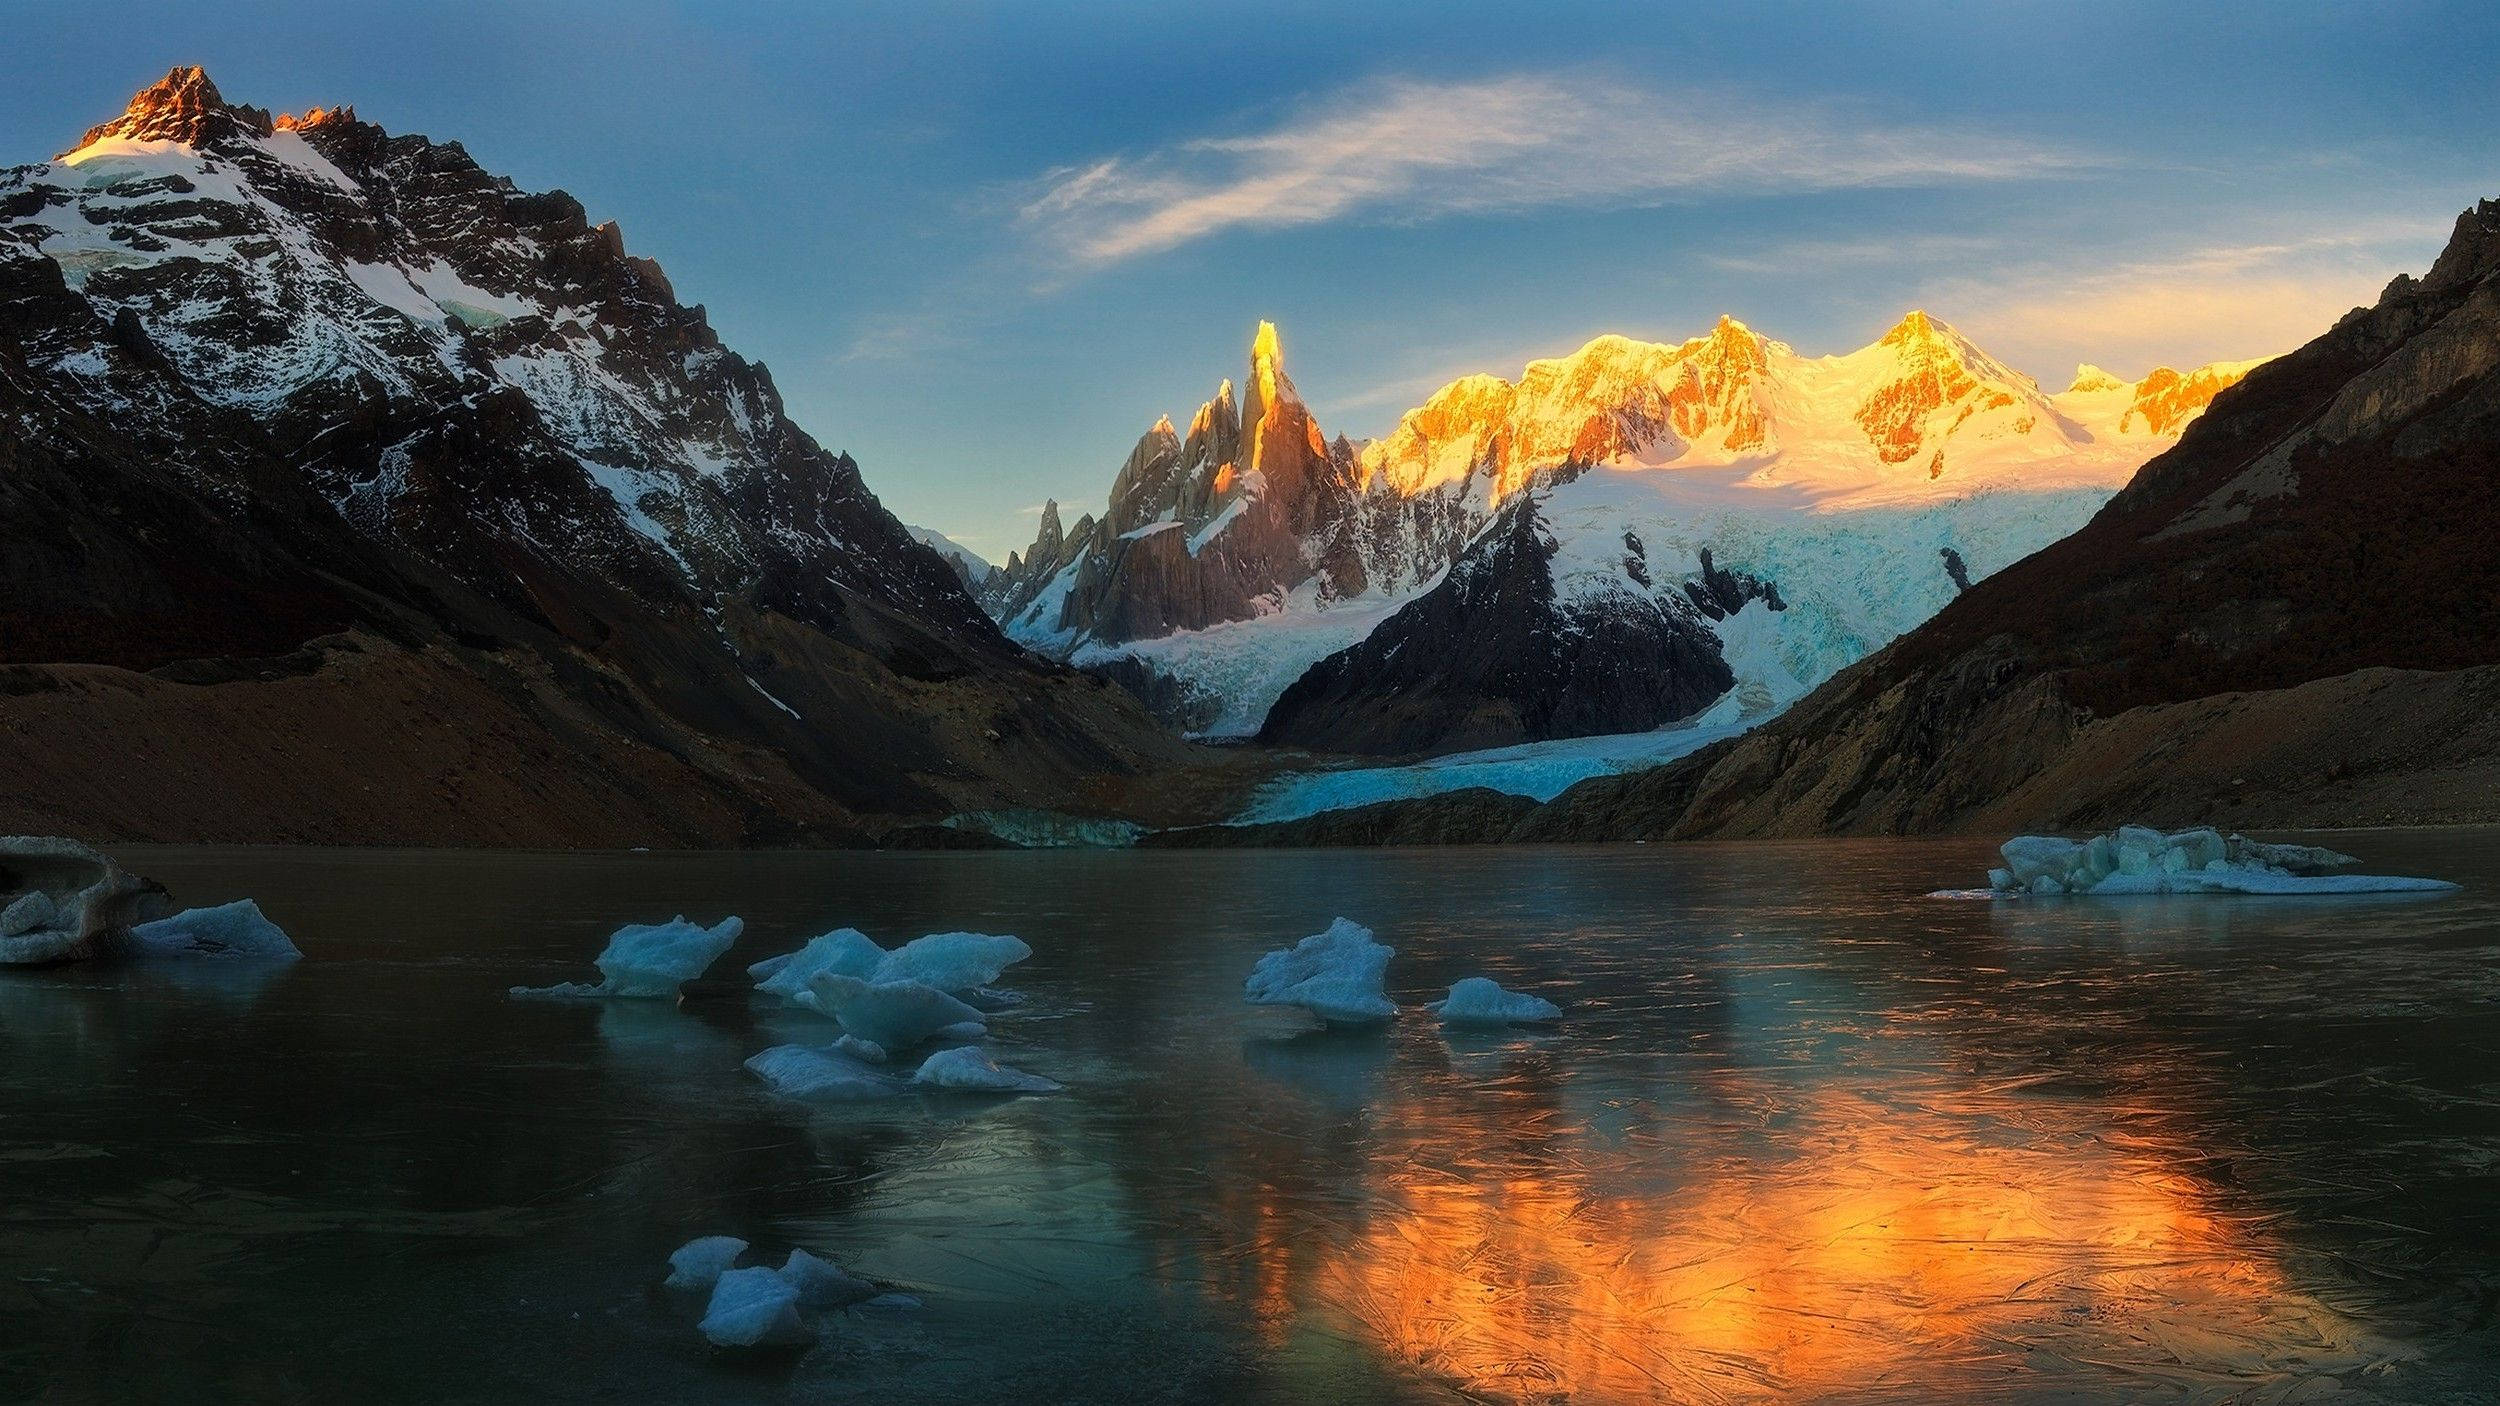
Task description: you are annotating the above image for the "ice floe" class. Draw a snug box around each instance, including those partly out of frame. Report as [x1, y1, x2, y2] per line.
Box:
[1245, 918, 1397, 1026]
[128, 900, 302, 959]
[1428, 976, 1562, 1026]
[778, 1248, 879, 1310]
[742, 1044, 907, 1101]
[1968, 826, 2460, 897]
[912, 1046, 1062, 1094]
[803, 973, 987, 1050]
[749, 927, 885, 1004]
[664, 1235, 748, 1291]
[509, 915, 741, 999]
[750, 928, 1030, 1007]
[698, 1266, 809, 1348]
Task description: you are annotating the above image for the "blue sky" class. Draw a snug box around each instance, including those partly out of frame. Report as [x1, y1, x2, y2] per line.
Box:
[7, 1, 2493, 559]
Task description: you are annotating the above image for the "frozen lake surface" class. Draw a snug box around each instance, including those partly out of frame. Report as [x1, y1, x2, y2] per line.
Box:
[3, 832, 2496, 1403]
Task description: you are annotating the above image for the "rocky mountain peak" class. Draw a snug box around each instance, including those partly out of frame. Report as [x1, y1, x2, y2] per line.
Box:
[2421, 197, 2500, 291]
[67, 65, 273, 155]
[2066, 364, 2126, 394]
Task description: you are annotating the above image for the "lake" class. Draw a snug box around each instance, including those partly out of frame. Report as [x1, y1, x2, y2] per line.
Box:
[3, 832, 2495, 1403]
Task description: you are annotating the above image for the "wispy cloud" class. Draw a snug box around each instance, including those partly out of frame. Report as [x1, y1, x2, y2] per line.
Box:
[1929, 221, 2450, 376]
[1020, 74, 2095, 267]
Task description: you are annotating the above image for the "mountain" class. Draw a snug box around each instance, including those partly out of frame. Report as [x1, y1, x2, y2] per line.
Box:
[1453, 196, 2500, 839]
[905, 526, 995, 590]
[0, 67, 1193, 845]
[989, 312, 2257, 752]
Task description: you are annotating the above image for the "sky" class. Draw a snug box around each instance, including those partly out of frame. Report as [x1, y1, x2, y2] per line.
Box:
[5, 2, 2494, 560]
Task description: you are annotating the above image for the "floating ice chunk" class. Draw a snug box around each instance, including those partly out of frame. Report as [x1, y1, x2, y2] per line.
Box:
[743, 1044, 907, 1101]
[871, 932, 1031, 994]
[509, 915, 741, 999]
[1981, 826, 2458, 897]
[128, 900, 302, 959]
[1427, 977, 1562, 1026]
[0, 889, 58, 939]
[804, 973, 986, 1050]
[751, 927, 886, 1005]
[665, 1235, 748, 1291]
[1245, 918, 1397, 1026]
[778, 1248, 879, 1309]
[912, 1046, 1062, 1094]
[698, 1266, 809, 1348]
[831, 1034, 888, 1064]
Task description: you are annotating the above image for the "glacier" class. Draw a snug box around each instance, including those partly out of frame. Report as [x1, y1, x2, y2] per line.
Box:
[1974, 826, 2461, 897]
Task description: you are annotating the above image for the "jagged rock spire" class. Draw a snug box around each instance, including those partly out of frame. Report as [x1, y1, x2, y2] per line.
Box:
[67, 66, 273, 155]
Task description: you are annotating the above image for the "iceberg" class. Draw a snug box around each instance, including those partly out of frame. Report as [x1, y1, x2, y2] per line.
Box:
[778, 1248, 879, 1310]
[804, 972, 986, 1050]
[1245, 918, 1397, 1026]
[831, 1034, 889, 1064]
[912, 1046, 1062, 1094]
[1982, 826, 2460, 897]
[509, 915, 741, 999]
[1427, 976, 1562, 1026]
[743, 1044, 907, 1102]
[698, 1266, 809, 1348]
[750, 927, 885, 1004]
[872, 931, 1030, 994]
[664, 1235, 748, 1291]
[750, 928, 1030, 1007]
[128, 900, 301, 959]
[0, 835, 174, 965]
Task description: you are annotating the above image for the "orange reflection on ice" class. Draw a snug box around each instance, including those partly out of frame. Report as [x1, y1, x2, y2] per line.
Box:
[1261, 1077, 2381, 1402]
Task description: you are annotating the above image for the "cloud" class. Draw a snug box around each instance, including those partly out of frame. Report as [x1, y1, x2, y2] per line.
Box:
[1928, 221, 2450, 377]
[1021, 74, 2093, 267]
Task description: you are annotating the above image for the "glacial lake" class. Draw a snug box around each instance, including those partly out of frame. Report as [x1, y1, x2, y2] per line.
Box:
[3, 834, 2496, 1403]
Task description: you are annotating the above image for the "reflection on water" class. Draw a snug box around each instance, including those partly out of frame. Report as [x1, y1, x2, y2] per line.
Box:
[1, 834, 2495, 1402]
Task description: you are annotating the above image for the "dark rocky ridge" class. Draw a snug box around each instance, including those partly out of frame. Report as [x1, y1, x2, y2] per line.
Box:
[1258, 494, 1761, 756]
[0, 68, 1205, 845]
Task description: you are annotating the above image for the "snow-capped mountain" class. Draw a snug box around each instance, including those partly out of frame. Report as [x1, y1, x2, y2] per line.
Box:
[906, 526, 996, 589]
[988, 313, 2259, 752]
[0, 68, 1182, 843]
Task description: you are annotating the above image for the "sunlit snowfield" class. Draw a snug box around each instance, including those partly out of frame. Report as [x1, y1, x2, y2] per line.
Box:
[3, 835, 2496, 1402]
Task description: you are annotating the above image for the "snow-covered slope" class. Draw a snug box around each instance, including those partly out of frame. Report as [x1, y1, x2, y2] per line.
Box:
[991, 315, 2262, 750]
[906, 526, 996, 588]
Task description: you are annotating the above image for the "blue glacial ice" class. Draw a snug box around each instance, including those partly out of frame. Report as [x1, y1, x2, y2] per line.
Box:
[751, 929, 1030, 1007]
[698, 1266, 809, 1348]
[1974, 825, 2461, 897]
[1245, 918, 1397, 1026]
[510, 915, 741, 999]
[777, 1248, 878, 1309]
[911, 1045, 1062, 1094]
[664, 1235, 748, 1291]
[128, 899, 301, 959]
[1427, 976, 1563, 1026]
[803, 973, 988, 1050]
[742, 1044, 908, 1101]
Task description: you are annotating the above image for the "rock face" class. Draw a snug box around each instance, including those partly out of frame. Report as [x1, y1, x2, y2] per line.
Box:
[0, 68, 1190, 844]
[990, 312, 2259, 750]
[1499, 196, 2500, 839]
[0, 837, 173, 964]
[987, 322, 1368, 645]
[1259, 495, 1757, 755]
